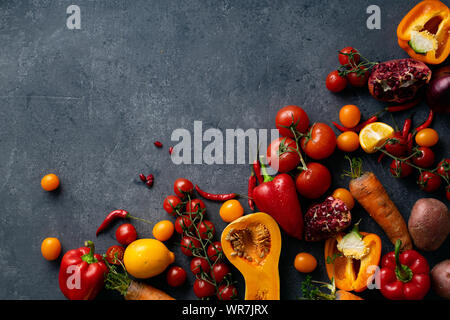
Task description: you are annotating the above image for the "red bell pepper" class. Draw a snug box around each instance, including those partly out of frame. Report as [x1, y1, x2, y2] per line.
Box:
[58, 240, 108, 300]
[380, 240, 430, 300]
[252, 160, 303, 239]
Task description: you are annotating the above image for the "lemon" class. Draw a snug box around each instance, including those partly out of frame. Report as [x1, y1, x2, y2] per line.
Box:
[124, 239, 175, 279]
[359, 122, 394, 154]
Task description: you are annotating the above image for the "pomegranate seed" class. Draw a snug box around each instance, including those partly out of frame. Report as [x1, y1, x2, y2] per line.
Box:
[169, 146, 174, 155]
[139, 174, 147, 182]
[146, 174, 154, 182]
[146, 179, 154, 188]
[154, 141, 163, 148]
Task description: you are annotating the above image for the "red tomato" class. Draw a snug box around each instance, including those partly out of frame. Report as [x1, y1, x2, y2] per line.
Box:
[163, 195, 182, 216]
[338, 47, 360, 67]
[197, 220, 215, 240]
[389, 160, 413, 178]
[166, 266, 187, 287]
[384, 132, 408, 157]
[437, 159, 450, 179]
[326, 70, 347, 93]
[267, 137, 300, 173]
[193, 279, 216, 298]
[412, 147, 435, 168]
[418, 171, 442, 192]
[295, 162, 331, 199]
[105, 245, 125, 265]
[180, 236, 201, 257]
[190, 257, 211, 275]
[174, 215, 193, 234]
[275, 105, 310, 137]
[115, 223, 137, 246]
[301, 123, 336, 160]
[211, 262, 230, 283]
[346, 67, 369, 87]
[174, 178, 194, 198]
[446, 186, 450, 201]
[217, 284, 238, 300]
[207, 242, 223, 262]
[186, 198, 206, 216]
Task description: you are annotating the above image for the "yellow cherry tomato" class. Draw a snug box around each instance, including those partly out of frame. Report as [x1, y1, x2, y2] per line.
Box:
[294, 252, 317, 273]
[41, 173, 60, 191]
[41, 237, 62, 261]
[336, 131, 360, 152]
[219, 199, 244, 222]
[152, 220, 174, 242]
[415, 128, 439, 147]
[332, 188, 355, 210]
[339, 105, 361, 128]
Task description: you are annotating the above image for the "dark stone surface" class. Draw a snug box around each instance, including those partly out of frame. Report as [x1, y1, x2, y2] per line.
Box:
[0, 0, 448, 300]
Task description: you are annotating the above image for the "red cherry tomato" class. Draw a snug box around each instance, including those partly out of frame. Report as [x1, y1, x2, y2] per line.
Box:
[295, 162, 331, 199]
[166, 266, 187, 287]
[217, 284, 238, 300]
[211, 262, 230, 283]
[197, 220, 215, 240]
[267, 137, 300, 173]
[186, 198, 206, 216]
[326, 70, 347, 93]
[412, 147, 435, 168]
[190, 257, 211, 275]
[385, 133, 408, 157]
[275, 105, 310, 137]
[301, 123, 336, 160]
[105, 245, 125, 265]
[346, 67, 369, 87]
[338, 47, 360, 67]
[173, 178, 194, 198]
[437, 159, 450, 179]
[446, 186, 450, 201]
[389, 160, 413, 178]
[174, 215, 193, 234]
[207, 242, 223, 262]
[193, 279, 216, 298]
[163, 195, 182, 216]
[418, 171, 442, 192]
[180, 236, 201, 257]
[115, 223, 137, 246]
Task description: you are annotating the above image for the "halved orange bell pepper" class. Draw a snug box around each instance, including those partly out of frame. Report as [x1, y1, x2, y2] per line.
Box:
[324, 224, 382, 292]
[397, 0, 450, 65]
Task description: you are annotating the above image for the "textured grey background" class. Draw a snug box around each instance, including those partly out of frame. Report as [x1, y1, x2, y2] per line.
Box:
[0, 0, 448, 300]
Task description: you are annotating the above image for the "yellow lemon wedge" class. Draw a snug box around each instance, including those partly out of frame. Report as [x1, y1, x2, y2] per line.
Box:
[359, 122, 394, 154]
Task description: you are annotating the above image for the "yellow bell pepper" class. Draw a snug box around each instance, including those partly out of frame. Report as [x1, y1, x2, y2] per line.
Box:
[397, 0, 450, 64]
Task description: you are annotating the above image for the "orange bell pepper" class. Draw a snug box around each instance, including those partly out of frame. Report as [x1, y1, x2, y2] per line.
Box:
[397, 0, 450, 65]
[324, 223, 382, 292]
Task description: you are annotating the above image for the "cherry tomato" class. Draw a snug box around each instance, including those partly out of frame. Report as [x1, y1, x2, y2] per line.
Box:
[275, 105, 310, 137]
[336, 131, 360, 152]
[301, 123, 336, 160]
[115, 223, 137, 246]
[173, 178, 194, 198]
[295, 162, 331, 199]
[41, 173, 60, 191]
[437, 159, 450, 179]
[211, 262, 230, 283]
[105, 245, 125, 265]
[338, 47, 360, 67]
[418, 171, 442, 193]
[190, 257, 211, 275]
[389, 160, 413, 178]
[166, 266, 187, 287]
[384, 133, 408, 157]
[41, 237, 62, 261]
[415, 128, 439, 147]
[326, 70, 347, 93]
[217, 284, 238, 300]
[412, 147, 435, 168]
[267, 137, 300, 173]
[219, 199, 244, 223]
[180, 236, 201, 257]
[193, 278, 216, 298]
[152, 220, 175, 242]
[197, 220, 215, 240]
[294, 252, 317, 273]
[339, 105, 361, 128]
[174, 215, 193, 234]
[163, 195, 182, 216]
[446, 185, 450, 201]
[346, 67, 369, 87]
[207, 242, 223, 262]
[331, 188, 355, 210]
[186, 198, 206, 216]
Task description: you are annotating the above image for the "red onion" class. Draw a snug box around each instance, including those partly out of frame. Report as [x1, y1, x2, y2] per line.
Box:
[426, 66, 450, 114]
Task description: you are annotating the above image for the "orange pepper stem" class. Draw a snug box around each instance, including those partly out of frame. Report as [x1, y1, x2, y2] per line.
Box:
[394, 240, 413, 283]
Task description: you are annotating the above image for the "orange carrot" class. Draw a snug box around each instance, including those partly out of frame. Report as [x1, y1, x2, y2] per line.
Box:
[344, 157, 412, 250]
[125, 281, 174, 300]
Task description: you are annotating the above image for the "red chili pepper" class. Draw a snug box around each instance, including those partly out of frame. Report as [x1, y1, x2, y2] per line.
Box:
[96, 209, 151, 236]
[387, 97, 422, 112]
[253, 159, 264, 184]
[248, 173, 256, 211]
[402, 117, 412, 138]
[414, 109, 434, 133]
[353, 115, 378, 132]
[154, 141, 163, 148]
[407, 133, 413, 154]
[169, 146, 174, 155]
[377, 152, 385, 163]
[195, 185, 237, 201]
[380, 240, 430, 300]
[332, 121, 352, 132]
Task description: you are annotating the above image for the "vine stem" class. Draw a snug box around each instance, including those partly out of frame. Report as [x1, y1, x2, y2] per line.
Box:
[290, 127, 308, 171]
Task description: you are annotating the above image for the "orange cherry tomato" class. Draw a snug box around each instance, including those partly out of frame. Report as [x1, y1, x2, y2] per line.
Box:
[415, 128, 439, 147]
[339, 105, 361, 128]
[294, 252, 317, 273]
[41, 173, 60, 191]
[41, 237, 62, 261]
[152, 220, 175, 242]
[336, 131, 360, 152]
[219, 200, 244, 223]
[332, 188, 355, 210]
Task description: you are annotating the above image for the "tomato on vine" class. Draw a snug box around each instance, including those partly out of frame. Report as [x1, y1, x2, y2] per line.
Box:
[174, 178, 194, 198]
[437, 159, 450, 179]
[207, 242, 223, 262]
[338, 47, 360, 67]
[418, 171, 442, 192]
[412, 147, 435, 168]
[390, 160, 413, 178]
[326, 70, 347, 92]
[174, 215, 193, 234]
[295, 162, 331, 199]
[211, 262, 230, 283]
[217, 284, 237, 300]
[193, 279, 216, 298]
[163, 195, 183, 216]
[197, 220, 215, 240]
[275, 105, 310, 137]
[105, 245, 125, 265]
[186, 198, 206, 216]
[180, 236, 201, 257]
[267, 137, 300, 173]
[190, 257, 211, 275]
[301, 123, 336, 160]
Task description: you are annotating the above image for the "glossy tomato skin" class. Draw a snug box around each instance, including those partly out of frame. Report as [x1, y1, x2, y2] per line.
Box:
[390, 160, 413, 178]
[193, 279, 216, 298]
[347, 67, 369, 87]
[180, 236, 201, 257]
[211, 262, 230, 283]
[163, 195, 182, 216]
[326, 70, 347, 93]
[267, 137, 300, 173]
[174, 215, 193, 234]
[174, 178, 194, 198]
[412, 147, 435, 168]
[301, 123, 336, 160]
[197, 220, 215, 240]
[418, 171, 442, 192]
[190, 257, 210, 275]
[166, 266, 187, 287]
[217, 284, 238, 300]
[105, 245, 125, 265]
[207, 242, 223, 262]
[115, 223, 138, 246]
[436, 159, 450, 179]
[186, 198, 206, 216]
[275, 105, 310, 137]
[295, 162, 331, 199]
[338, 47, 360, 66]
